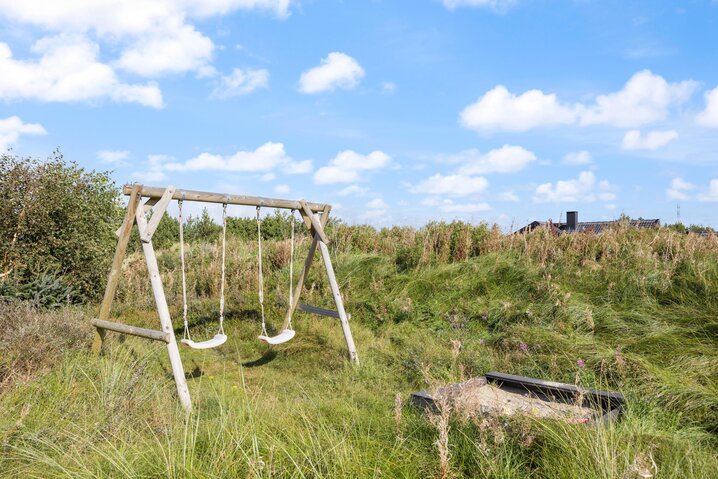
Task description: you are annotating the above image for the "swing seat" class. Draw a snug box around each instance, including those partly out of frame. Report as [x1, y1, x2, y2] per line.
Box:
[258, 329, 295, 345]
[181, 333, 228, 350]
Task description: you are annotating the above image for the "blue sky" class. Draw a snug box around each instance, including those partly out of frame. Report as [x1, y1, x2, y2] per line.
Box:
[1, 0, 718, 228]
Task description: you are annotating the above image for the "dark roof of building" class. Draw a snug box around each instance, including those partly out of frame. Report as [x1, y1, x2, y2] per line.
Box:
[516, 218, 660, 235]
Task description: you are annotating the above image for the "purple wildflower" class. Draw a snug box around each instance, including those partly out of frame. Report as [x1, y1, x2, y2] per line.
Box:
[519, 342, 529, 353]
[577, 358, 585, 368]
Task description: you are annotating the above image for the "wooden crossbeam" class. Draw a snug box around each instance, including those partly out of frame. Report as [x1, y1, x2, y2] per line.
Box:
[123, 184, 327, 212]
[92, 319, 170, 343]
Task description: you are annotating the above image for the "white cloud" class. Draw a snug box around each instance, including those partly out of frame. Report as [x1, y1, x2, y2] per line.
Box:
[698, 179, 718, 202]
[666, 177, 695, 201]
[0, 1, 292, 79]
[443, 0, 517, 11]
[360, 197, 389, 221]
[298, 52, 364, 94]
[621, 129, 678, 151]
[260, 172, 276, 181]
[421, 196, 490, 213]
[133, 154, 172, 182]
[336, 184, 368, 197]
[460, 70, 697, 133]
[97, 150, 129, 164]
[0, 116, 46, 151]
[460, 85, 578, 132]
[0, 36, 163, 108]
[115, 25, 214, 77]
[166, 142, 306, 173]
[411, 173, 489, 197]
[274, 184, 290, 194]
[562, 150, 593, 165]
[533, 171, 616, 203]
[284, 159, 313, 174]
[366, 198, 388, 210]
[210, 67, 269, 99]
[0, 1, 293, 35]
[498, 190, 519, 202]
[696, 86, 718, 128]
[314, 150, 390, 184]
[440, 201, 490, 213]
[449, 145, 537, 175]
[580, 70, 697, 127]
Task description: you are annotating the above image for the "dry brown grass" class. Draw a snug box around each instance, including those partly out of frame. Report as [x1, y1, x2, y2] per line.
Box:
[0, 300, 91, 392]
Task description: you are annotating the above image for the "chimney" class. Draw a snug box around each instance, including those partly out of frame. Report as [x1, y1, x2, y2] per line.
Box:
[566, 211, 578, 231]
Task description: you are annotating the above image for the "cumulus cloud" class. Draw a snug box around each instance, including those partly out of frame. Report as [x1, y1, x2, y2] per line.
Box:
[210, 67, 269, 99]
[698, 179, 718, 202]
[298, 52, 364, 94]
[533, 171, 616, 203]
[0, 1, 292, 78]
[696, 86, 718, 128]
[165, 142, 309, 174]
[115, 24, 214, 77]
[449, 145, 537, 175]
[460, 86, 578, 132]
[411, 174, 489, 197]
[460, 70, 697, 133]
[421, 196, 490, 213]
[0, 0, 291, 108]
[581, 70, 697, 127]
[133, 154, 172, 183]
[621, 129, 678, 151]
[0, 36, 163, 107]
[314, 150, 390, 184]
[0, 116, 46, 151]
[562, 150, 593, 165]
[360, 197, 389, 221]
[666, 177, 695, 201]
[97, 150, 129, 164]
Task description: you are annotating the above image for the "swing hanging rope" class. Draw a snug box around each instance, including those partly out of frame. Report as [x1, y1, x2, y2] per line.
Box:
[256, 207, 296, 345]
[178, 200, 228, 349]
[178, 196, 190, 341]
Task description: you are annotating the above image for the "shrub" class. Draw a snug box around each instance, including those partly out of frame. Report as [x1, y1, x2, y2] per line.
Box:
[0, 151, 121, 302]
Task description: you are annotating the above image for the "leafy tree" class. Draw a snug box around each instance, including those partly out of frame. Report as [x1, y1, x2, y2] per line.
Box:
[0, 151, 122, 303]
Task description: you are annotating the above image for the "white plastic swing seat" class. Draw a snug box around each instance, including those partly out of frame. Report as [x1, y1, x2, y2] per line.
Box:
[180, 333, 228, 349]
[258, 329, 295, 345]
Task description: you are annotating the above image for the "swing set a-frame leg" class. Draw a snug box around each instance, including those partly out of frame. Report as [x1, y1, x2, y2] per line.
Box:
[284, 205, 359, 364]
[92, 184, 192, 412]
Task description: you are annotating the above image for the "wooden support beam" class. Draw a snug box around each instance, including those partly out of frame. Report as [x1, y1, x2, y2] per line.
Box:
[316, 223, 359, 364]
[92, 319, 170, 343]
[299, 200, 329, 244]
[142, 185, 175, 242]
[93, 184, 142, 354]
[281, 204, 331, 331]
[141, 238, 192, 412]
[123, 184, 327, 212]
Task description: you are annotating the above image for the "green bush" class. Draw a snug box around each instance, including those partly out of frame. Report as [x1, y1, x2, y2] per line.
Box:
[0, 151, 121, 302]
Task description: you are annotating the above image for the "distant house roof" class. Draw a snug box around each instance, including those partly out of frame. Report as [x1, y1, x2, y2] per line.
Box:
[516, 218, 660, 234]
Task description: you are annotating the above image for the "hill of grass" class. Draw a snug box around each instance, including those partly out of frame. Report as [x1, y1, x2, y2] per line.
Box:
[1, 222, 717, 478]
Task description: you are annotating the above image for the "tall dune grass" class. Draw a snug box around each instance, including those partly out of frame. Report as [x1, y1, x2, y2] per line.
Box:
[2, 222, 717, 477]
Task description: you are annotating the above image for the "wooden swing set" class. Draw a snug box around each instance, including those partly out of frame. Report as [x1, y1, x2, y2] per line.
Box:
[91, 184, 358, 412]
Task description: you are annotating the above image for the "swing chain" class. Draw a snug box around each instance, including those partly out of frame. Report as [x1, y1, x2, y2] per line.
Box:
[256, 206, 267, 337]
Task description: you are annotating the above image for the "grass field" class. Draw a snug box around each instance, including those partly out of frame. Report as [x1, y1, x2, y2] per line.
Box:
[1, 222, 717, 478]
